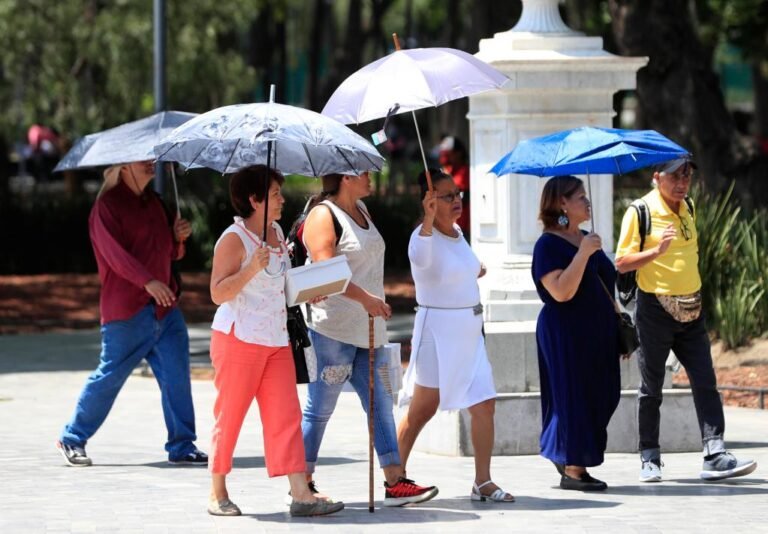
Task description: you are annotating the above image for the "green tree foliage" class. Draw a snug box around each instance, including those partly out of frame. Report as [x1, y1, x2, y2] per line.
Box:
[0, 0, 263, 141]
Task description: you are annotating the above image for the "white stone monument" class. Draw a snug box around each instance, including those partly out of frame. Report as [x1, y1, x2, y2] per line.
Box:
[400, 0, 701, 456]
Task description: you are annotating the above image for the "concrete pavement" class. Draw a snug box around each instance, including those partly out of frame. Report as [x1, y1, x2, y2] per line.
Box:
[1, 327, 767, 533]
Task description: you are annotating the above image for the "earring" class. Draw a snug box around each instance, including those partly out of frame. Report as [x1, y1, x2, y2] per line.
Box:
[557, 211, 569, 227]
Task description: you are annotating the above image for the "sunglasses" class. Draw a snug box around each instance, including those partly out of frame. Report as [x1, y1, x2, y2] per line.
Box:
[679, 215, 692, 240]
[436, 190, 464, 203]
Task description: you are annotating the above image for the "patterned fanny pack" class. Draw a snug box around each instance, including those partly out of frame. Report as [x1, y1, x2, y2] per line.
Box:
[657, 291, 702, 323]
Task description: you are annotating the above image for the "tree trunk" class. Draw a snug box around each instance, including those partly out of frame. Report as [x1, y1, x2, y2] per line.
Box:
[608, 0, 757, 197]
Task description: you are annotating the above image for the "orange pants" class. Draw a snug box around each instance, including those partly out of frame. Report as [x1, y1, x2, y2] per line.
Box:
[209, 329, 306, 476]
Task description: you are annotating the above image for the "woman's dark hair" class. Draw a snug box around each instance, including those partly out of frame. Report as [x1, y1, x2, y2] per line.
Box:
[229, 165, 285, 217]
[417, 168, 453, 200]
[538, 175, 583, 230]
[304, 173, 344, 213]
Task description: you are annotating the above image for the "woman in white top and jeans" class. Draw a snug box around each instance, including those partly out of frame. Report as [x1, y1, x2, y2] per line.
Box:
[397, 170, 514, 503]
[207, 165, 343, 517]
[300, 172, 438, 506]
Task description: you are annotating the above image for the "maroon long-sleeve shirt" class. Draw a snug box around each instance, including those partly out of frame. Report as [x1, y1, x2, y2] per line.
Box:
[89, 180, 183, 324]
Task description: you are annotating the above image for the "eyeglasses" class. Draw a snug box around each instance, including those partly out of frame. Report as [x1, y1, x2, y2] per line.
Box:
[679, 214, 692, 240]
[436, 191, 463, 203]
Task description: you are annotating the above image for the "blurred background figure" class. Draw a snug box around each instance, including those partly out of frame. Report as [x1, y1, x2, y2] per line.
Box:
[437, 136, 470, 238]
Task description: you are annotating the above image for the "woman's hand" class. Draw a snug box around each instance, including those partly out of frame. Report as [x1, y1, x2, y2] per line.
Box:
[245, 247, 271, 276]
[308, 295, 328, 304]
[174, 218, 192, 242]
[422, 191, 437, 223]
[362, 294, 392, 320]
[144, 279, 176, 307]
[478, 262, 487, 278]
[577, 233, 602, 257]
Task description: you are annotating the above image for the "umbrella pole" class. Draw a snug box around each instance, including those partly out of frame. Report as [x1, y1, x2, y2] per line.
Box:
[368, 314, 375, 513]
[586, 172, 595, 233]
[411, 113, 433, 191]
[169, 164, 181, 220]
[263, 140, 272, 242]
[392, 33, 433, 192]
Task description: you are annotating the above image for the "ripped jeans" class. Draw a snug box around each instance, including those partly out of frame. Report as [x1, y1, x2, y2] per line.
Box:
[301, 329, 400, 473]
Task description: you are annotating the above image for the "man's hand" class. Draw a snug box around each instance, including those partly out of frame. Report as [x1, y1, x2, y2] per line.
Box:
[655, 223, 676, 256]
[145, 279, 176, 307]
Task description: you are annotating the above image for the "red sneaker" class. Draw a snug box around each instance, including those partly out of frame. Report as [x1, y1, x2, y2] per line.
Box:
[383, 477, 439, 507]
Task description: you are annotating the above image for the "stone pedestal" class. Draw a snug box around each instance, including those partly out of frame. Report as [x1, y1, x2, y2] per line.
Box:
[402, 0, 701, 456]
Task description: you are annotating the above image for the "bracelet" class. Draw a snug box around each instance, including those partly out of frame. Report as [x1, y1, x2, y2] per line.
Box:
[419, 230, 433, 237]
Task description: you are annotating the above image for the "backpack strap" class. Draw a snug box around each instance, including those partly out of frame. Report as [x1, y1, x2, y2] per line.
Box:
[629, 199, 651, 252]
[684, 196, 695, 220]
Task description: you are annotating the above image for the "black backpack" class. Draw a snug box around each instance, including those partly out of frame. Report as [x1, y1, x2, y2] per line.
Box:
[287, 201, 343, 268]
[615, 196, 694, 306]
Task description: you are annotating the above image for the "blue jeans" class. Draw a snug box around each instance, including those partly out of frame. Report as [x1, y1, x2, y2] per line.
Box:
[301, 329, 400, 473]
[60, 305, 198, 459]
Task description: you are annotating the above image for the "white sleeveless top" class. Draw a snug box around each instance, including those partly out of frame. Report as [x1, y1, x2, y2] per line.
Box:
[211, 217, 290, 347]
[307, 200, 388, 348]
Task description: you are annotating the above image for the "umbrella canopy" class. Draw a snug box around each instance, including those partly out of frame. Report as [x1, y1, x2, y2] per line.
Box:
[153, 102, 385, 175]
[489, 126, 689, 178]
[321, 47, 509, 125]
[54, 111, 197, 172]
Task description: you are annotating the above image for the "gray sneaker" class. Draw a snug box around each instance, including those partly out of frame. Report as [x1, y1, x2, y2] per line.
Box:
[700, 452, 757, 481]
[639, 459, 663, 482]
[56, 440, 92, 467]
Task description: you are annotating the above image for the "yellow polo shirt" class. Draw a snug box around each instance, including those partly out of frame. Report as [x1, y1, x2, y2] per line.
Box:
[615, 188, 701, 295]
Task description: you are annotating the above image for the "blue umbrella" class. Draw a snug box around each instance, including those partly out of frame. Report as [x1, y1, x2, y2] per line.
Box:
[489, 126, 689, 178]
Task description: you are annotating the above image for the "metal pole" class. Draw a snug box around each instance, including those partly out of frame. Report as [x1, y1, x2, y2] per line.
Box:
[153, 0, 167, 195]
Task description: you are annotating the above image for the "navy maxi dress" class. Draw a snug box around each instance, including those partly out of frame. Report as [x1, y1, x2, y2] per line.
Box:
[532, 232, 621, 467]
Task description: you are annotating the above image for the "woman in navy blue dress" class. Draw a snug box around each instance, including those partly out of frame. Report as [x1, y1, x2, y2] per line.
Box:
[531, 175, 621, 491]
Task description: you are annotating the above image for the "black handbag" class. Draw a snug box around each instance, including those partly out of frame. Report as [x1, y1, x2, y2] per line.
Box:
[286, 305, 316, 384]
[600, 278, 640, 357]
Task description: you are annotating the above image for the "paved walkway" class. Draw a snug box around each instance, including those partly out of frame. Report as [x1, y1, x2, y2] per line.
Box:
[1, 328, 767, 533]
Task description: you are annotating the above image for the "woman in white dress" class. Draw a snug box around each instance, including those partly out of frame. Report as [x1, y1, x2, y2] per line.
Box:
[397, 170, 514, 503]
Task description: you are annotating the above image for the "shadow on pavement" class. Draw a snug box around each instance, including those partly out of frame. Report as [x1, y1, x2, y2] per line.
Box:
[422, 495, 620, 511]
[607, 479, 768, 496]
[93, 456, 363, 470]
[249, 503, 481, 524]
[729, 441, 768, 449]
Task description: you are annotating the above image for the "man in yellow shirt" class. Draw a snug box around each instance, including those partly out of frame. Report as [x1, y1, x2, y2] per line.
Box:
[616, 158, 756, 483]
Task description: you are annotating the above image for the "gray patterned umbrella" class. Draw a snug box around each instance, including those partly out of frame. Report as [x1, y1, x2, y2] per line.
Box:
[153, 96, 385, 176]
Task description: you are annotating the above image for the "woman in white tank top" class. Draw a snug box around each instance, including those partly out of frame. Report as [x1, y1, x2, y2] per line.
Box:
[397, 170, 514, 503]
[300, 172, 438, 507]
[207, 165, 343, 518]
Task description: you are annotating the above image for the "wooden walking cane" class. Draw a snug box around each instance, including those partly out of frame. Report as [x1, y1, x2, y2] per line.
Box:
[368, 314, 375, 513]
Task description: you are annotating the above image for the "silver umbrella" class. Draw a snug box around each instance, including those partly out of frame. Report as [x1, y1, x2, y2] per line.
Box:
[54, 111, 198, 212]
[55, 111, 197, 171]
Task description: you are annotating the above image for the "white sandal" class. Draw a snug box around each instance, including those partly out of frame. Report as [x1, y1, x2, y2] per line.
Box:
[470, 480, 515, 502]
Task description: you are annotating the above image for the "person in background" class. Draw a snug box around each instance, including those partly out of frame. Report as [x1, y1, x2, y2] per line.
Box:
[397, 169, 514, 503]
[531, 175, 621, 491]
[57, 160, 207, 468]
[615, 158, 757, 483]
[438, 136, 470, 237]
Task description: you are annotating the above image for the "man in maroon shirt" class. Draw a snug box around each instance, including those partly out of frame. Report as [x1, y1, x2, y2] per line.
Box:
[56, 160, 207, 467]
[438, 136, 470, 239]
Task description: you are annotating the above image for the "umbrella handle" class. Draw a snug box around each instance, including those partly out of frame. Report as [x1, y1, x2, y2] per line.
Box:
[368, 314, 375, 513]
[263, 260, 286, 278]
[392, 33, 401, 51]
